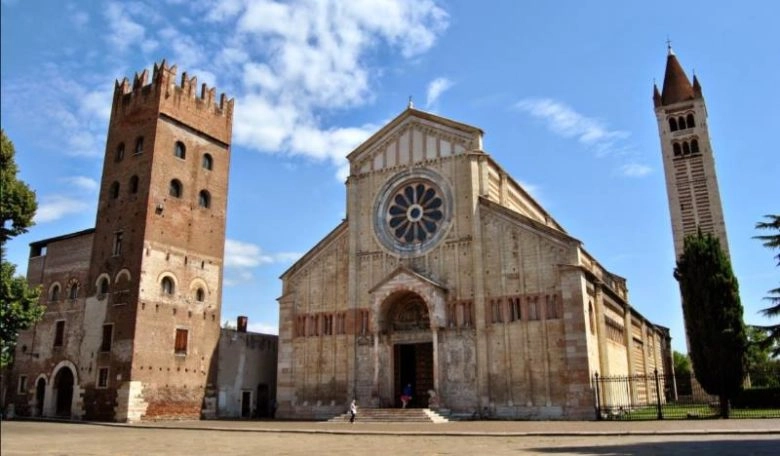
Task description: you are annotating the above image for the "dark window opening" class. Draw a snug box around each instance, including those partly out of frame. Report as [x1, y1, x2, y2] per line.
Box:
[174, 141, 186, 159]
[134, 137, 144, 154]
[161, 277, 175, 296]
[169, 179, 183, 198]
[668, 118, 678, 132]
[683, 142, 691, 155]
[116, 143, 125, 161]
[54, 321, 65, 347]
[112, 232, 123, 256]
[198, 190, 211, 208]
[98, 277, 109, 295]
[110, 181, 120, 199]
[50, 284, 60, 301]
[686, 113, 695, 128]
[129, 175, 139, 194]
[202, 153, 213, 170]
[97, 367, 109, 388]
[678, 116, 686, 130]
[195, 288, 205, 302]
[673, 143, 681, 157]
[100, 324, 113, 352]
[691, 139, 699, 153]
[69, 283, 78, 300]
[175, 328, 188, 355]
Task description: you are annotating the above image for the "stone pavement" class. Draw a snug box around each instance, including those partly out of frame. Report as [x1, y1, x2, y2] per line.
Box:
[2, 419, 780, 456]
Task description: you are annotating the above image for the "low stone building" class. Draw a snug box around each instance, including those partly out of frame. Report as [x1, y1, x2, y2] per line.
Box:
[215, 317, 278, 419]
[277, 108, 672, 420]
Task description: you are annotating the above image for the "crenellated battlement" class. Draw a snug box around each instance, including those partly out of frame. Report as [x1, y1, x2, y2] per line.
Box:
[113, 60, 234, 118]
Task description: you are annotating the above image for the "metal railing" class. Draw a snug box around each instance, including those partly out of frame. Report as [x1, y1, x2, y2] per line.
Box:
[594, 368, 780, 420]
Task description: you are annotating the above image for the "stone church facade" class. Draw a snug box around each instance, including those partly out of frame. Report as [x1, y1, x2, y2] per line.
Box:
[277, 108, 672, 420]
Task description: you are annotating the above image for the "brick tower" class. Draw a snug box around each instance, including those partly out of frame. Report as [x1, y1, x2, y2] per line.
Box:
[653, 46, 730, 260]
[89, 61, 233, 421]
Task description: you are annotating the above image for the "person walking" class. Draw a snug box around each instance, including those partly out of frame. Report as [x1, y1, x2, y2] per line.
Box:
[349, 399, 357, 423]
[401, 384, 413, 409]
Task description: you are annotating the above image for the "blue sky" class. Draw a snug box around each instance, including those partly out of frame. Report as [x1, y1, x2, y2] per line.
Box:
[2, 0, 778, 352]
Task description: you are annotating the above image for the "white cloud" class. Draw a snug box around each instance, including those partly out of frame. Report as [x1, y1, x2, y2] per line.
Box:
[62, 176, 99, 192]
[425, 77, 453, 108]
[620, 163, 653, 177]
[224, 239, 301, 268]
[35, 195, 90, 223]
[104, 2, 146, 52]
[515, 98, 628, 147]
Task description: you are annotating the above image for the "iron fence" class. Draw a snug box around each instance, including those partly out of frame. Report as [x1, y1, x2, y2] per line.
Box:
[593, 368, 780, 420]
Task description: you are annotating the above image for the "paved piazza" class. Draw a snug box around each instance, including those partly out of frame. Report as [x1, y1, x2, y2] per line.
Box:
[2, 420, 779, 456]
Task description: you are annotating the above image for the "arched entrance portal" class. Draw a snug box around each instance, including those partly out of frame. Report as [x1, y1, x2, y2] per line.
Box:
[35, 378, 46, 417]
[54, 367, 74, 417]
[385, 292, 433, 408]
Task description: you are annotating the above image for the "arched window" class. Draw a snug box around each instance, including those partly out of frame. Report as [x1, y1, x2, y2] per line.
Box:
[195, 288, 205, 302]
[134, 136, 144, 154]
[69, 283, 78, 300]
[169, 179, 183, 198]
[686, 113, 695, 128]
[116, 143, 125, 162]
[50, 284, 61, 301]
[99, 277, 109, 295]
[202, 154, 213, 170]
[683, 142, 691, 155]
[678, 116, 686, 130]
[174, 141, 186, 159]
[673, 143, 681, 156]
[588, 302, 595, 335]
[161, 277, 175, 296]
[198, 190, 211, 208]
[691, 139, 699, 153]
[129, 175, 139, 194]
[110, 181, 120, 199]
[668, 118, 678, 132]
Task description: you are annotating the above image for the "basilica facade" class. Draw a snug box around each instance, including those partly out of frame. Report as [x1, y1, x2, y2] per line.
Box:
[277, 108, 671, 420]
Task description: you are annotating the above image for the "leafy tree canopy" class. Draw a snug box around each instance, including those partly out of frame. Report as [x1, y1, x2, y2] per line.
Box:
[754, 214, 780, 357]
[1, 130, 37, 245]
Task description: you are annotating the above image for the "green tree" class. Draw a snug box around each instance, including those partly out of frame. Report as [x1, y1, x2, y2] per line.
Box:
[674, 230, 747, 418]
[745, 326, 780, 387]
[1, 130, 37, 244]
[672, 350, 692, 395]
[754, 214, 780, 357]
[1, 130, 43, 367]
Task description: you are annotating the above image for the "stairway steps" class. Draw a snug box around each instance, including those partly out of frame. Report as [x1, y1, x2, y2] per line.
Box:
[326, 408, 448, 423]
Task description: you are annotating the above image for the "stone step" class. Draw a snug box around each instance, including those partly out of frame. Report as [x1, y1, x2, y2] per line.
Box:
[327, 408, 449, 423]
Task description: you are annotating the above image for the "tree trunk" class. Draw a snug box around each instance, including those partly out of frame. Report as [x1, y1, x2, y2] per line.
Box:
[719, 393, 730, 418]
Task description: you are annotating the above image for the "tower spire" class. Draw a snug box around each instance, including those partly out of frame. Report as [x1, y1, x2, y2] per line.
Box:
[660, 46, 694, 105]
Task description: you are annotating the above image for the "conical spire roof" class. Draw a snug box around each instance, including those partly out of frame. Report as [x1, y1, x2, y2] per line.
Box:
[660, 47, 695, 105]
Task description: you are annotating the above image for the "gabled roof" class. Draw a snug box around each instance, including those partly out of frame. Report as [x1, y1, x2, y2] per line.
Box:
[368, 265, 447, 294]
[346, 107, 483, 163]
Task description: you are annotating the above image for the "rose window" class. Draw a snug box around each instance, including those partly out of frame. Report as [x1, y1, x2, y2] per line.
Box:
[387, 183, 443, 243]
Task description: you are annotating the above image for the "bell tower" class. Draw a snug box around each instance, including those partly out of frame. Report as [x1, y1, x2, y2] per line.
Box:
[89, 61, 234, 421]
[653, 46, 730, 259]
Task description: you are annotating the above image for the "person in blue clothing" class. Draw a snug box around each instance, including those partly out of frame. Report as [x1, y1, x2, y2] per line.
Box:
[401, 383, 413, 408]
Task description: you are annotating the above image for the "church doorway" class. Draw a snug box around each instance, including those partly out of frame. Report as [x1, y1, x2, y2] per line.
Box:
[54, 367, 74, 417]
[394, 342, 433, 408]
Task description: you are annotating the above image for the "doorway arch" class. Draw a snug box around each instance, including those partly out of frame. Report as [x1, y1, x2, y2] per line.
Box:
[53, 365, 75, 417]
[35, 377, 46, 416]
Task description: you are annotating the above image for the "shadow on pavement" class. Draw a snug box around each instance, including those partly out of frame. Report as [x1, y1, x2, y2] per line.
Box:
[531, 439, 779, 456]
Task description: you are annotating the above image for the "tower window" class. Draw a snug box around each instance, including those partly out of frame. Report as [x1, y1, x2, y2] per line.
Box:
[175, 328, 188, 355]
[691, 139, 700, 153]
[174, 141, 186, 159]
[202, 153, 213, 170]
[134, 136, 144, 155]
[668, 118, 678, 132]
[683, 142, 691, 155]
[161, 277, 175, 296]
[98, 277, 109, 295]
[110, 181, 120, 199]
[686, 113, 695, 128]
[199, 190, 211, 208]
[169, 179, 183, 198]
[50, 284, 60, 301]
[69, 283, 79, 300]
[100, 324, 113, 352]
[195, 288, 205, 302]
[129, 175, 139, 194]
[116, 143, 125, 161]
[673, 143, 681, 157]
[678, 116, 686, 130]
[54, 320, 65, 347]
[112, 232, 123, 256]
[97, 367, 109, 388]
